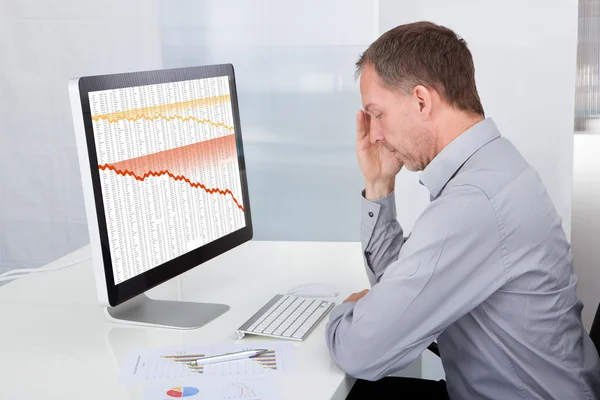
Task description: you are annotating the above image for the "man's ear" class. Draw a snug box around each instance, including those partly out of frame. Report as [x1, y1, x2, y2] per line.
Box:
[413, 85, 432, 117]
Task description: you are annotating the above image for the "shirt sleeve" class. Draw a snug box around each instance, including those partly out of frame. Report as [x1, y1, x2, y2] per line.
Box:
[360, 190, 406, 286]
[326, 185, 507, 381]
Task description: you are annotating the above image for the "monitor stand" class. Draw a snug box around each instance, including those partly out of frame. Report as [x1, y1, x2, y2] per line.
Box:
[104, 293, 230, 329]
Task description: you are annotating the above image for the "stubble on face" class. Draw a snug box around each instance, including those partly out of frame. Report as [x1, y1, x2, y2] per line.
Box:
[397, 127, 435, 172]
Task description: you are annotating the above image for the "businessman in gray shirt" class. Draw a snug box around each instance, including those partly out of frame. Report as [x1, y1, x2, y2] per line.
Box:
[326, 21, 600, 399]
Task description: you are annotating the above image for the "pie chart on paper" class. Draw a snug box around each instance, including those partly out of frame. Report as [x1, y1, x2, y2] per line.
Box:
[166, 386, 200, 398]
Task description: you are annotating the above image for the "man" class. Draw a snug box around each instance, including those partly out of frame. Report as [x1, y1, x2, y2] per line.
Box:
[325, 21, 600, 399]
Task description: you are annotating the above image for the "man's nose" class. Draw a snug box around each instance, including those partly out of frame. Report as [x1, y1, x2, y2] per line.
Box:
[370, 124, 385, 145]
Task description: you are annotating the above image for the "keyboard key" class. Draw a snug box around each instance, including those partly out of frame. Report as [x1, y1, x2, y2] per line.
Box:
[292, 303, 332, 339]
[248, 296, 287, 331]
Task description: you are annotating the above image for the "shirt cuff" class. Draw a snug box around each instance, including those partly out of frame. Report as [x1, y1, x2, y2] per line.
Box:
[361, 189, 397, 230]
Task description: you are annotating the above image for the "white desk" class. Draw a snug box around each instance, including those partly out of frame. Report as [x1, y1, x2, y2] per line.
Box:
[0, 241, 422, 399]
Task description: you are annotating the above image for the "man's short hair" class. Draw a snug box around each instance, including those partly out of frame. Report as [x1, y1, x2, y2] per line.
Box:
[357, 21, 485, 117]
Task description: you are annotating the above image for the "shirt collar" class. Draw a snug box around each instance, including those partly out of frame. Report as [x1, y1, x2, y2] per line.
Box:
[419, 117, 501, 199]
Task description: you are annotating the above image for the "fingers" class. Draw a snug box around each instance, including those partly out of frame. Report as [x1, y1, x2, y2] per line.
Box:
[356, 110, 369, 142]
[343, 289, 370, 303]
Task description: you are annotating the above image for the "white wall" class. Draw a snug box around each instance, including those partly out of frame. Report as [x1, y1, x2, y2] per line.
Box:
[0, 0, 162, 275]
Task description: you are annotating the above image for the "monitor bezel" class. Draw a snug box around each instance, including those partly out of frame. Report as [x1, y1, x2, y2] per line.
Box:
[76, 64, 253, 307]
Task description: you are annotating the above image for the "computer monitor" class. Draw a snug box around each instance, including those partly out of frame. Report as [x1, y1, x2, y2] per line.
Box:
[68, 64, 253, 329]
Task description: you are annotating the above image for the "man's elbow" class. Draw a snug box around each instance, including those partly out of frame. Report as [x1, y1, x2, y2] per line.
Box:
[340, 354, 416, 381]
[331, 348, 411, 381]
[330, 349, 377, 380]
[327, 339, 403, 381]
[328, 334, 415, 381]
[325, 307, 415, 381]
[345, 365, 385, 382]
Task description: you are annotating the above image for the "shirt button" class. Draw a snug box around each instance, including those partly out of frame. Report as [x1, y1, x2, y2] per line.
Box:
[365, 251, 372, 257]
[368, 212, 374, 217]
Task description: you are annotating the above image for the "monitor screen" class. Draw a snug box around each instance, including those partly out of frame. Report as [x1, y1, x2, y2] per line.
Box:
[88, 76, 246, 284]
[71, 64, 252, 307]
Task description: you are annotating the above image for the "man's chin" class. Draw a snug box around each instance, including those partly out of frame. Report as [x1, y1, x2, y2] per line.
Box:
[393, 154, 411, 170]
[402, 160, 425, 172]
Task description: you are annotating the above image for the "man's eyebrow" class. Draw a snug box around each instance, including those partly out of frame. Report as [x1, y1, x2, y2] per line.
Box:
[364, 103, 374, 112]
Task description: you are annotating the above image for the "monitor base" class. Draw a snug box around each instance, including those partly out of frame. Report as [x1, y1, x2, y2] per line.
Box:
[105, 293, 230, 329]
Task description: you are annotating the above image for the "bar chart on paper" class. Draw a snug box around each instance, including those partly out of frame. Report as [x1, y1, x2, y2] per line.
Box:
[121, 343, 295, 383]
[88, 76, 246, 284]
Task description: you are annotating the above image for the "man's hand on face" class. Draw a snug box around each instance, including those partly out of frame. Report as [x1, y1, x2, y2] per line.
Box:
[343, 289, 370, 303]
[355, 110, 403, 200]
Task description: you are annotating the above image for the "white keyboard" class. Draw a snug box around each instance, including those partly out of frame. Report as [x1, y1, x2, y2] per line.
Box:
[235, 294, 335, 341]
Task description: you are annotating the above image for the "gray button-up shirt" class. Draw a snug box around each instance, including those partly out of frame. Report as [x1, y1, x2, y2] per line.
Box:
[326, 118, 600, 399]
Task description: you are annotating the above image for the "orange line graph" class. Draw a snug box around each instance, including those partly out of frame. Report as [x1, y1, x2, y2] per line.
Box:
[98, 163, 244, 212]
[91, 94, 234, 130]
[92, 114, 234, 130]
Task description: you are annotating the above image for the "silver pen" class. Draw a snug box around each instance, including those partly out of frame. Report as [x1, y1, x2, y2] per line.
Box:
[189, 349, 269, 366]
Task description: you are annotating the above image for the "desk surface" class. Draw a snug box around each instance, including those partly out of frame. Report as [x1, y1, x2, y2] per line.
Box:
[0, 240, 382, 399]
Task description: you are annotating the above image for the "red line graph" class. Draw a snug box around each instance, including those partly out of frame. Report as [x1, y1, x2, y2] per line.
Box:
[98, 163, 244, 212]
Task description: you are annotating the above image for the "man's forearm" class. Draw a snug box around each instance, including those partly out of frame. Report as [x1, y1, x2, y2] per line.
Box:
[361, 190, 404, 285]
[363, 221, 404, 285]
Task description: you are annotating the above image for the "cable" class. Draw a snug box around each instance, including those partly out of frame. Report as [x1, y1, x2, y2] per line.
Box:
[1, 256, 91, 277]
[0, 257, 89, 277]
[0, 256, 90, 277]
[0, 256, 91, 282]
